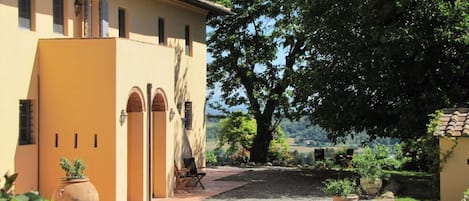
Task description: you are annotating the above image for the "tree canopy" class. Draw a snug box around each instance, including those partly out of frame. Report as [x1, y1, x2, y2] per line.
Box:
[208, 0, 310, 162]
[295, 0, 468, 140]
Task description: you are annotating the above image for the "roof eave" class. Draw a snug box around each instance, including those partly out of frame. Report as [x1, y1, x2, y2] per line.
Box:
[178, 0, 233, 16]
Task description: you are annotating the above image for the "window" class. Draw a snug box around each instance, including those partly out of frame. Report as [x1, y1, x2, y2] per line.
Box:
[184, 101, 192, 129]
[18, 0, 31, 29]
[185, 25, 191, 56]
[53, 0, 64, 33]
[118, 8, 126, 38]
[158, 17, 165, 45]
[19, 100, 33, 145]
[99, 0, 109, 37]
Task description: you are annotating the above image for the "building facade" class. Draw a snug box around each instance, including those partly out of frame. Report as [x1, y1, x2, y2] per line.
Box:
[435, 108, 469, 201]
[0, 0, 229, 200]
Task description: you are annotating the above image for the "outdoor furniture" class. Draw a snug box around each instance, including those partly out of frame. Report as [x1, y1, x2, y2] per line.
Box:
[314, 148, 325, 161]
[183, 157, 206, 189]
[173, 161, 192, 192]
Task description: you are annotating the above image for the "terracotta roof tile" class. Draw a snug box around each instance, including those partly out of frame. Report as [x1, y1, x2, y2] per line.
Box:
[435, 108, 469, 137]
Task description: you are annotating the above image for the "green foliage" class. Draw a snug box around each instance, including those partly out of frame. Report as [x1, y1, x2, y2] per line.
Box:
[216, 112, 290, 163]
[216, 112, 256, 156]
[297, 0, 469, 142]
[463, 188, 469, 201]
[207, 0, 310, 162]
[321, 178, 357, 197]
[59, 157, 87, 180]
[0, 172, 48, 201]
[0, 173, 17, 197]
[212, 0, 232, 7]
[206, 150, 218, 166]
[352, 147, 384, 180]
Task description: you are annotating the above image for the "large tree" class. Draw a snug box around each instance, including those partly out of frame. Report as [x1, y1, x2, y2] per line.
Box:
[207, 0, 309, 162]
[295, 0, 468, 140]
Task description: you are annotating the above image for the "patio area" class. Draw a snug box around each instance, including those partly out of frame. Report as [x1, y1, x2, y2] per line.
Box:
[154, 166, 249, 201]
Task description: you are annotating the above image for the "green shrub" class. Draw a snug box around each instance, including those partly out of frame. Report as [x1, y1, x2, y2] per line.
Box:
[0, 172, 49, 201]
[206, 150, 217, 166]
[321, 178, 357, 197]
[352, 147, 384, 180]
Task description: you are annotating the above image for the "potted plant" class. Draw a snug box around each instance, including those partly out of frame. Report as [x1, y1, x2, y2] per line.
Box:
[352, 147, 383, 196]
[55, 157, 99, 201]
[322, 178, 359, 201]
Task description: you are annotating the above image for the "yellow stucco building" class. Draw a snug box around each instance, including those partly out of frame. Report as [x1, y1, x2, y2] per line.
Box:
[435, 108, 469, 201]
[0, 0, 230, 200]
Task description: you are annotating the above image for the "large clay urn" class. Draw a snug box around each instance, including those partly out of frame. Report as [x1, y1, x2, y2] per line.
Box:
[332, 194, 359, 201]
[360, 177, 382, 195]
[54, 178, 99, 201]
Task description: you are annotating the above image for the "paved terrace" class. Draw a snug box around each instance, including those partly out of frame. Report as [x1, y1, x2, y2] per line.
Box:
[154, 166, 249, 201]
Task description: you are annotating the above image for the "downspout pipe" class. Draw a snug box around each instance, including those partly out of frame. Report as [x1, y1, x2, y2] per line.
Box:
[147, 83, 152, 201]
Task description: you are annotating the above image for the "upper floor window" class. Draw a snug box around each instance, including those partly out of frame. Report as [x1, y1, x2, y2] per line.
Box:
[184, 101, 192, 130]
[18, 0, 31, 29]
[118, 8, 126, 38]
[158, 17, 165, 45]
[185, 25, 192, 56]
[53, 0, 64, 34]
[19, 99, 34, 145]
[99, 0, 109, 37]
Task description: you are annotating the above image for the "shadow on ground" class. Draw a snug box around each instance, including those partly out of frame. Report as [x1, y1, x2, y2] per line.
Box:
[208, 167, 355, 200]
[206, 166, 435, 201]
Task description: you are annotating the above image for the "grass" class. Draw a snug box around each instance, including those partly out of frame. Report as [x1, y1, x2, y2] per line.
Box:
[385, 170, 433, 177]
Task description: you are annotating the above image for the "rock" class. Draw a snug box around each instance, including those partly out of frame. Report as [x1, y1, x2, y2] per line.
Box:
[264, 162, 272, 166]
[379, 191, 395, 201]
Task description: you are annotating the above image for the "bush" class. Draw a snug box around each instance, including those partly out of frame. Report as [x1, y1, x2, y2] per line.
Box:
[322, 178, 357, 197]
[352, 147, 384, 180]
[206, 150, 217, 166]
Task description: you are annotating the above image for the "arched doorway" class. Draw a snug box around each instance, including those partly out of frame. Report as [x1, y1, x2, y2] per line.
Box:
[126, 90, 144, 201]
[152, 89, 167, 197]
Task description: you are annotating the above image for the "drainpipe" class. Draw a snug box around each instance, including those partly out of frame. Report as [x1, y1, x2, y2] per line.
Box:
[146, 83, 152, 201]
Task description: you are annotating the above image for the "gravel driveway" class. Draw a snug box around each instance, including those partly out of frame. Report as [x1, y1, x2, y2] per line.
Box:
[205, 166, 366, 201]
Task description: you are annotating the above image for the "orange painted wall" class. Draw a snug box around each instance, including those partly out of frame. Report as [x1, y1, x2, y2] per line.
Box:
[127, 112, 144, 201]
[153, 111, 167, 197]
[38, 38, 116, 201]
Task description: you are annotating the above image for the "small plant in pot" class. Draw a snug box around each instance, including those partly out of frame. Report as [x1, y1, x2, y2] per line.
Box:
[60, 157, 87, 180]
[56, 157, 99, 201]
[321, 178, 359, 201]
[352, 147, 384, 196]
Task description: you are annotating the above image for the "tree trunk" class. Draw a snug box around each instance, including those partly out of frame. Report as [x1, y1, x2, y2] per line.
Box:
[250, 122, 273, 163]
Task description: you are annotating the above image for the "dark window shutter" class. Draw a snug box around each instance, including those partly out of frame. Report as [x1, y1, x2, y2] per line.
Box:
[19, 100, 33, 145]
[118, 8, 126, 38]
[18, 0, 31, 29]
[184, 102, 192, 129]
[158, 17, 165, 45]
[99, 0, 109, 37]
[53, 0, 64, 33]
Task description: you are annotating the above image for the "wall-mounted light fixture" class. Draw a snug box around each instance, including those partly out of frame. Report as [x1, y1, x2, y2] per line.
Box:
[169, 108, 175, 121]
[74, 0, 83, 16]
[119, 109, 128, 126]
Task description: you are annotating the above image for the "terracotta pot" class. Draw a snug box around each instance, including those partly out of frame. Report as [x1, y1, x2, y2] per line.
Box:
[360, 178, 382, 195]
[332, 194, 359, 201]
[54, 178, 99, 201]
[346, 194, 359, 201]
[332, 196, 347, 201]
